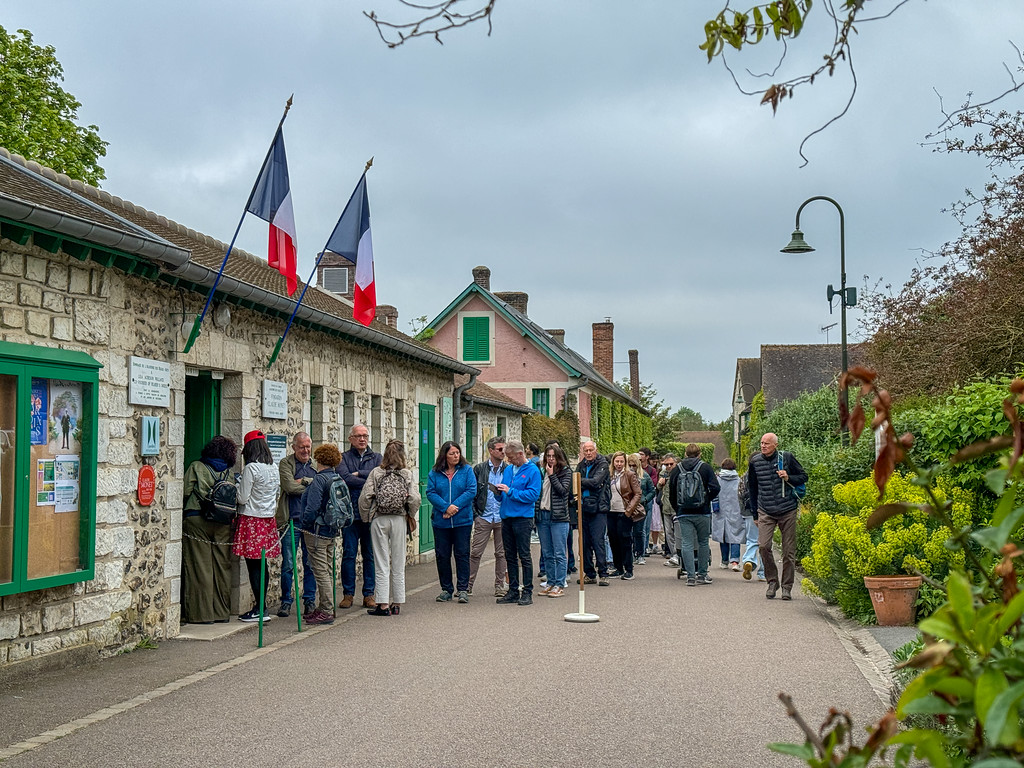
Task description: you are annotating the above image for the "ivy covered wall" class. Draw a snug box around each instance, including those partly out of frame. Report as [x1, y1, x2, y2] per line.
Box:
[590, 394, 653, 454]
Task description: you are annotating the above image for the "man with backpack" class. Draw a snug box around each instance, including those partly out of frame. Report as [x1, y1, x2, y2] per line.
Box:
[336, 424, 382, 610]
[667, 444, 720, 586]
[746, 433, 807, 600]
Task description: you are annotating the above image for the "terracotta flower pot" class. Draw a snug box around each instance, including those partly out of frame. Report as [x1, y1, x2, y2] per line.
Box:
[863, 575, 923, 626]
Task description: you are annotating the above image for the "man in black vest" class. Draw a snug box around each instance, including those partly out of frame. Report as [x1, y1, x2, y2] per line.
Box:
[746, 433, 807, 600]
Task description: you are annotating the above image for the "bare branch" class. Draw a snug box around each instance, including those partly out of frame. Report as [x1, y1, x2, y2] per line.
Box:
[364, 0, 495, 48]
[930, 41, 1024, 135]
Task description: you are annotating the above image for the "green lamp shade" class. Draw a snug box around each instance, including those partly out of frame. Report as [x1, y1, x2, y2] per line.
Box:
[781, 229, 815, 254]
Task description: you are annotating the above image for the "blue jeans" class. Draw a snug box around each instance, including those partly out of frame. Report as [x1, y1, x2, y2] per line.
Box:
[537, 512, 569, 588]
[719, 541, 741, 563]
[280, 521, 316, 605]
[567, 526, 576, 571]
[434, 524, 472, 593]
[581, 512, 608, 578]
[642, 507, 652, 552]
[742, 517, 765, 578]
[633, 515, 647, 558]
[341, 518, 375, 597]
[676, 514, 711, 579]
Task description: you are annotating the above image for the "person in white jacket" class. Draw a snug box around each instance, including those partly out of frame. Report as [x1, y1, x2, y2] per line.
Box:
[233, 430, 281, 622]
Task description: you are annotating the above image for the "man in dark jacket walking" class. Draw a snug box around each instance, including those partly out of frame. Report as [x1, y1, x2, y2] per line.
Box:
[746, 432, 807, 600]
[667, 444, 720, 586]
[575, 441, 611, 587]
[336, 424, 382, 609]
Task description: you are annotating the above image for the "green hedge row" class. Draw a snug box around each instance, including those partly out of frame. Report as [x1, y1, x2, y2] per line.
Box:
[590, 394, 653, 454]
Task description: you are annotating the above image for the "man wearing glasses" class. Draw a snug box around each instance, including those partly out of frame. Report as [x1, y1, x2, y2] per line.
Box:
[468, 436, 509, 597]
[337, 424, 382, 609]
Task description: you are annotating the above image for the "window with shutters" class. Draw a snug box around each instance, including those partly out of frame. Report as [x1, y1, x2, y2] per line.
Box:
[532, 388, 550, 417]
[461, 315, 491, 363]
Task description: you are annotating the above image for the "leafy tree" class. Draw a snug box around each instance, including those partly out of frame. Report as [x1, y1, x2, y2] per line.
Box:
[0, 26, 107, 185]
[863, 107, 1024, 396]
[672, 405, 706, 431]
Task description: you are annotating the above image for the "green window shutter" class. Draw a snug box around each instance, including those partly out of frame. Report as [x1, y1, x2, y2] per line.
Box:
[462, 316, 490, 362]
[532, 388, 549, 417]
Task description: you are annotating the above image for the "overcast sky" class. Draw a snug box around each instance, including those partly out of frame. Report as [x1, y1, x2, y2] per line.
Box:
[4, 1, 1021, 421]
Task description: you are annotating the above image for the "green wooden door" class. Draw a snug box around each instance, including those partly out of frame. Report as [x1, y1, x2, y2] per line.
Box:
[184, 374, 221, 467]
[418, 403, 435, 551]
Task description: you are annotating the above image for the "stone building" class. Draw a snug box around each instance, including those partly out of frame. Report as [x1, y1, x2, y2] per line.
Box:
[0, 149, 521, 669]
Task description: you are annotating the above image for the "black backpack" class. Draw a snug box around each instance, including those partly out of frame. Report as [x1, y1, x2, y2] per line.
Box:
[675, 460, 706, 511]
[199, 465, 237, 524]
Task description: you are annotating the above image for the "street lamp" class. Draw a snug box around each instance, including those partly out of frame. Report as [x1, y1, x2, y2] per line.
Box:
[781, 196, 857, 427]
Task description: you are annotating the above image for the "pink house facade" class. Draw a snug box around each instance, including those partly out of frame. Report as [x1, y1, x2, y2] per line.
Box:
[425, 266, 643, 448]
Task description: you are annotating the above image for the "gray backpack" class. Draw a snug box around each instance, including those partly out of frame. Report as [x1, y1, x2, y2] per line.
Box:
[375, 470, 409, 514]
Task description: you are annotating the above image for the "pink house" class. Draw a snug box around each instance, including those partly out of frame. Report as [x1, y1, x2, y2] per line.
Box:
[425, 266, 645, 451]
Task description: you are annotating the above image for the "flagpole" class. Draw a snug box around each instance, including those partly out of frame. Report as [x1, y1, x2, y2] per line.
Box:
[267, 157, 373, 369]
[182, 96, 294, 354]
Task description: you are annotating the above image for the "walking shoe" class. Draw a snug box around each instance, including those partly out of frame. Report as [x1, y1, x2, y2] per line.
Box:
[367, 605, 391, 617]
[456, 590, 469, 604]
[302, 605, 316, 622]
[238, 609, 261, 622]
[598, 576, 610, 587]
[607, 569, 623, 578]
[621, 572, 635, 581]
[494, 586, 507, 597]
[339, 594, 354, 609]
[698, 575, 713, 585]
[436, 591, 453, 602]
[276, 602, 292, 618]
[686, 577, 697, 587]
[547, 586, 565, 597]
[537, 572, 547, 582]
[730, 561, 741, 572]
[496, 590, 520, 604]
[363, 596, 377, 609]
[583, 575, 597, 585]
[537, 584, 553, 596]
[766, 582, 779, 599]
[538, 581, 550, 590]
[568, 566, 578, 574]
[635, 557, 646, 565]
[467, 586, 473, 596]
[307, 609, 335, 625]
[517, 592, 533, 606]
[742, 561, 754, 580]
[665, 556, 680, 567]
[719, 561, 729, 569]
[781, 587, 792, 601]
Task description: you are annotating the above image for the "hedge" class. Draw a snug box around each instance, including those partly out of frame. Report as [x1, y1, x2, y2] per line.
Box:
[589, 394, 653, 454]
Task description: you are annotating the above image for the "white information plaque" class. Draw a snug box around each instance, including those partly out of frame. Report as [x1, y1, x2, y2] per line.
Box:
[262, 380, 288, 419]
[128, 356, 171, 408]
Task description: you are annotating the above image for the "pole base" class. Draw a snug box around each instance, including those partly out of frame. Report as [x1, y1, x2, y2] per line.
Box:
[563, 612, 600, 623]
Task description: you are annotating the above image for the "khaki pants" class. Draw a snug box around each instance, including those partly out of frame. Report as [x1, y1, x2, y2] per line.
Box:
[302, 531, 337, 612]
[371, 514, 408, 605]
[757, 508, 798, 589]
[468, 518, 507, 591]
[181, 515, 233, 623]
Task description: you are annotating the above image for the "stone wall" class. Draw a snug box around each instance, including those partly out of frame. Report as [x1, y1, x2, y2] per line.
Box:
[0, 236, 453, 666]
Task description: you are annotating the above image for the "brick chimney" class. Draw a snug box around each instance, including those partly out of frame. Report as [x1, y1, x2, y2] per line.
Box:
[471, 266, 491, 291]
[628, 349, 640, 401]
[546, 329, 566, 346]
[592, 320, 614, 382]
[316, 251, 355, 301]
[494, 291, 529, 316]
[377, 304, 399, 329]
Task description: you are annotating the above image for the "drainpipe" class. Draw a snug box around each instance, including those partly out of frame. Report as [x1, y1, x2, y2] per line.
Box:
[565, 375, 589, 412]
[452, 373, 478, 446]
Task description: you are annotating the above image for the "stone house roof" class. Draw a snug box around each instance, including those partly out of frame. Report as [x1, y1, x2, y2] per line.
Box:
[0, 148, 473, 375]
[455, 374, 534, 414]
[760, 343, 868, 411]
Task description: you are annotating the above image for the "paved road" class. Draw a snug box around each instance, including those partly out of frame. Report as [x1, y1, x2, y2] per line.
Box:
[0, 548, 889, 767]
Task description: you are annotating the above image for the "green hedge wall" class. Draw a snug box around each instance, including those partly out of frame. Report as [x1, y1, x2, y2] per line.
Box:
[589, 394, 653, 454]
[521, 409, 581, 455]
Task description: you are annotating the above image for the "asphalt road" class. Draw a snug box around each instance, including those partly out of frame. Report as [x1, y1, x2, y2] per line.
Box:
[0, 548, 889, 767]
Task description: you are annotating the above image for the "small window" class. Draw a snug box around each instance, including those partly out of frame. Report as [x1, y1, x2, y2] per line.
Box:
[532, 388, 550, 417]
[394, 399, 405, 444]
[0, 341, 100, 595]
[343, 391, 355, 441]
[309, 385, 324, 442]
[322, 267, 349, 294]
[496, 417, 506, 437]
[462, 316, 490, 362]
[464, 413, 476, 463]
[371, 395, 382, 452]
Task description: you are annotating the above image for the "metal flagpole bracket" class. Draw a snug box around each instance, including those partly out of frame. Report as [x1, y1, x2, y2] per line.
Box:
[564, 470, 599, 623]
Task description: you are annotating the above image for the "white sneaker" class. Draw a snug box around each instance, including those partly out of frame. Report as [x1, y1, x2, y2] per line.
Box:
[635, 557, 646, 565]
[665, 556, 679, 567]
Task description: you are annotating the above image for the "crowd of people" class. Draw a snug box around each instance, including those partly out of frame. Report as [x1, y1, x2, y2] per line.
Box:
[180, 425, 806, 623]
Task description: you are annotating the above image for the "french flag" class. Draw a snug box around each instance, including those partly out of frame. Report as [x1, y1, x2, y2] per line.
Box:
[325, 173, 375, 327]
[246, 128, 298, 295]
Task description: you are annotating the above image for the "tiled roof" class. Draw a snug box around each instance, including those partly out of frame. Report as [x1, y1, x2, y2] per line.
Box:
[0, 148, 467, 370]
[456, 375, 534, 414]
[761, 343, 868, 411]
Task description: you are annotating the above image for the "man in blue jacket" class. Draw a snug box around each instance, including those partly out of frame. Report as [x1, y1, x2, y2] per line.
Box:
[495, 440, 542, 606]
[336, 424, 382, 609]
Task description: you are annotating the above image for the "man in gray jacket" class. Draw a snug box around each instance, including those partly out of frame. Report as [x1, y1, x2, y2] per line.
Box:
[746, 433, 807, 600]
[276, 432, 318, 617]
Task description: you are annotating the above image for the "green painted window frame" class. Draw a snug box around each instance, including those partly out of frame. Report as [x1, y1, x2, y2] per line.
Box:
[0, 341, 101, 596]
[464, 413, 476, 463]
[532, 388, 550, 417]
[461, 316, 490, 362]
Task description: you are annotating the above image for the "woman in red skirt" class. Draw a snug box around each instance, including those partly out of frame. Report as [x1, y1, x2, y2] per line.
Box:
[234, 430, 281, 621]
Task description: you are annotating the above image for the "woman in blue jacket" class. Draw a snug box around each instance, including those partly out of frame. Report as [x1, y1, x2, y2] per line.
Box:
[426, 441, 477, 604]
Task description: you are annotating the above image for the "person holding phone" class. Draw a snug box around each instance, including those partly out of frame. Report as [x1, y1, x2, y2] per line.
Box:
[469, 436, 509, 597]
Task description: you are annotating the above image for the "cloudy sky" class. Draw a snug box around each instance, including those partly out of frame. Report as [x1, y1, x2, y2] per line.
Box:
[4, 1, 1021, 421]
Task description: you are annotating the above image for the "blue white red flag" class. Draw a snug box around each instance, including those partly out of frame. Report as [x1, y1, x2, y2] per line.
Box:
[246, 128, 298, 295]
[325, 173, 375, 326]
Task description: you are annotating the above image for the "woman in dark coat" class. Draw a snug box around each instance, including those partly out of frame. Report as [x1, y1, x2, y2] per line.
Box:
[536, 445, 573, 598]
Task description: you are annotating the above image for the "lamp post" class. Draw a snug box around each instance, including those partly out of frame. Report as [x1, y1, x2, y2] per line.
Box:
[781, 196, 857, 427]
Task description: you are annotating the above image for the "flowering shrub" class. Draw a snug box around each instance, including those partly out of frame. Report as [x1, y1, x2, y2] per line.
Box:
[801, 473, 978, 620]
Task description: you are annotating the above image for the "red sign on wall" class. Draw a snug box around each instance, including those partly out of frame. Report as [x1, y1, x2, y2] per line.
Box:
[137, 465, 156, 506]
